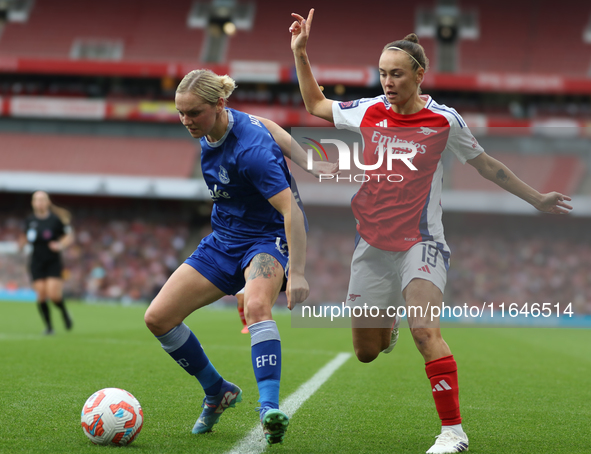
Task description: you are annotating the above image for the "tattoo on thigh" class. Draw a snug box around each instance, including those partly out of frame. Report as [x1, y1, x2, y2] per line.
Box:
[247, 254, 280, 281]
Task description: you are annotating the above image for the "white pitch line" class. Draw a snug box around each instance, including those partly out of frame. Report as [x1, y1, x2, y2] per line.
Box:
[225, 352, 352, 454]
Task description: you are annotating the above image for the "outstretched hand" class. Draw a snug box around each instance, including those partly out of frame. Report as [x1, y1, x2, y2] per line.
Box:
[535, 192, 573, 214]
[290, 9, 314, 53]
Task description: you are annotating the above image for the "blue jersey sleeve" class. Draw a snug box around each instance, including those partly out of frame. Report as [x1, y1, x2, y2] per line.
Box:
[239, 145, 290, 201]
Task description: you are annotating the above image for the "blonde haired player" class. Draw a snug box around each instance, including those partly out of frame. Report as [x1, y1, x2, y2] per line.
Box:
[144, 69, 335, 445]
[235, 117, 337, 335]
[290, 9, 572, 454]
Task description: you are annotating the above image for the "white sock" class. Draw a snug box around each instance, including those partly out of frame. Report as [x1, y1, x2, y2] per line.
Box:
[444, 424, 465, 437]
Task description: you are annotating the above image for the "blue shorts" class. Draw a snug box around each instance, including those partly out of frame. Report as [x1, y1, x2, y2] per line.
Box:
[184, 233, 289, 295]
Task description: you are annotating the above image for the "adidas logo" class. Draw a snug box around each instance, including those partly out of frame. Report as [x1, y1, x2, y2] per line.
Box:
[432, 379, 452, 392]
[375, 119, 388, 127]
[418, 265, 431, 274]
[455, 442, 469, 451]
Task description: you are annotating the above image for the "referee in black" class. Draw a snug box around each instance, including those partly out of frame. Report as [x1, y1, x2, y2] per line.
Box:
[19, 191, 74, 335]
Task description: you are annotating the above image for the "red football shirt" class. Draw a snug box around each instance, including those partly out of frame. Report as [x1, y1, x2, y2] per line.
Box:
[332, 95, 483, 251]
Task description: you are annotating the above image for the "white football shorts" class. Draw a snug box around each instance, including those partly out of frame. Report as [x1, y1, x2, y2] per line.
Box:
[346, 237, 450, 311]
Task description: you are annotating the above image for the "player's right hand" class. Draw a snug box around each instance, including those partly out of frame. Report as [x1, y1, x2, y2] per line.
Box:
[290, 9, 314, 54]
[309, 160, 340, 178]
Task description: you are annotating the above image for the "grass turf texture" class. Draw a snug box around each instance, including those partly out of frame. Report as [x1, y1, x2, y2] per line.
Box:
[0, 301, 589, 453]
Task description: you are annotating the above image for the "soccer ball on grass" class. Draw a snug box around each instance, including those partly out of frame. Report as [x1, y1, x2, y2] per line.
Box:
[81, 388, 143, 446]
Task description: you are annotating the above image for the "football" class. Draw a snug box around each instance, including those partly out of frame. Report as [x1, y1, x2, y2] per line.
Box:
[81, 388, 143, 446]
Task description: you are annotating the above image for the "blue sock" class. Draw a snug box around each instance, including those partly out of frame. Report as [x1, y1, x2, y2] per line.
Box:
[250, 320, 281, 410]
[157, 323, 223, 396]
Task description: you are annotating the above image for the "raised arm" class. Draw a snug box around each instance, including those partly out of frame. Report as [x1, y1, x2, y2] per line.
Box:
[267, 188, 309, 309]
[290, 9, 335, 123]
[255, 116, 338, 177]
[467, 152, 573, 214]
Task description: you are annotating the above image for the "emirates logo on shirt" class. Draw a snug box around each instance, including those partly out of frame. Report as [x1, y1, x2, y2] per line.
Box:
[371, 131, 427, 156]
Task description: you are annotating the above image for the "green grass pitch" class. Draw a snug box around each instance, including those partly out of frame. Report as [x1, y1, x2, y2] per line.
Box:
[0, 301, 590, 453]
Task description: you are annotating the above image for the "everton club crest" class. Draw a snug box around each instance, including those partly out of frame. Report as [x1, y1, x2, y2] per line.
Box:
[218, 165, 230, 184]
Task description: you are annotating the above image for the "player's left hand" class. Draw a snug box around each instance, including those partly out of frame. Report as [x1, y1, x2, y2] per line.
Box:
[309, 160, 340, 178]
[286, 273, 309, 310]
[535, 192, 573, 214]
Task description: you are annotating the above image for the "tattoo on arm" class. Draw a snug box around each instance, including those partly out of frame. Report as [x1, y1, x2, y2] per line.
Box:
[247, 254, 280, 281]
[496, 168, 509, 183]
[300, 56, 307, 66]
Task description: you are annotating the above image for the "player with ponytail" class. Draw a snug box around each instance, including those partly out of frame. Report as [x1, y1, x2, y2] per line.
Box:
[290, 9, 572, 453]
[19, 191, 74, 335]
[145, 69, 313, 445]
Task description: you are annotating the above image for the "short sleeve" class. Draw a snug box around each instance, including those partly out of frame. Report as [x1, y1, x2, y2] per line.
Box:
[240, 146, 290, 200]
[332, 98, 376, 131]
[447, 124, 484, 164]
[54, 215, 66, 237]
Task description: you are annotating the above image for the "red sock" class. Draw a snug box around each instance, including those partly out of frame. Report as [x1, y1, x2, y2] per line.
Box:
[425, 355, 462, 425]
[238, 305, 247, 327]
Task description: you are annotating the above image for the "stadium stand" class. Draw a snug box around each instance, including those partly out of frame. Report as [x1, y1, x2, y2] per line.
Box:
[450, 153, 587, 195]
[0, 0, 431, 66]
[0, 212, 189, 303]
[0, 133, 197, 177]
[226, 1, 435, 66]
[1, 211, 590, 314]
[3, 0, 589, 76]
[0, 0, 203, 62]
[445, 213, 591, 315]
[527, 1, 591, 76]
[1, 0, 590, 318]
[458, 0, 533, 74]
[458, 0, 591, 75]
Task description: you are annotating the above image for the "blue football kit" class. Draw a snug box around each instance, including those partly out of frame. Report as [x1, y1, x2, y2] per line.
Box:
[185, 108, 306, 294]
[157, 108, 305, 439]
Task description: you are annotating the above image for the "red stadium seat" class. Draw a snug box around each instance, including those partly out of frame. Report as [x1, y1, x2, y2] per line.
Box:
[0, 0, 204, 62]
[459, 0, 591, 76]
[0, 132, 197, 177]
[450, 153, 586, 196]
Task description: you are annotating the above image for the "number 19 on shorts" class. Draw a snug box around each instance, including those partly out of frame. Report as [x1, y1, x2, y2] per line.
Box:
[421, 243, 439, 268]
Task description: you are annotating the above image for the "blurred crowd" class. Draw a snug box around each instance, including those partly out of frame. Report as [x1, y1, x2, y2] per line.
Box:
[0, 215, 189, 304]
[446, 232, 591, 315]
[303, 228, 591, 315]
[1, 213, 591, 314]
